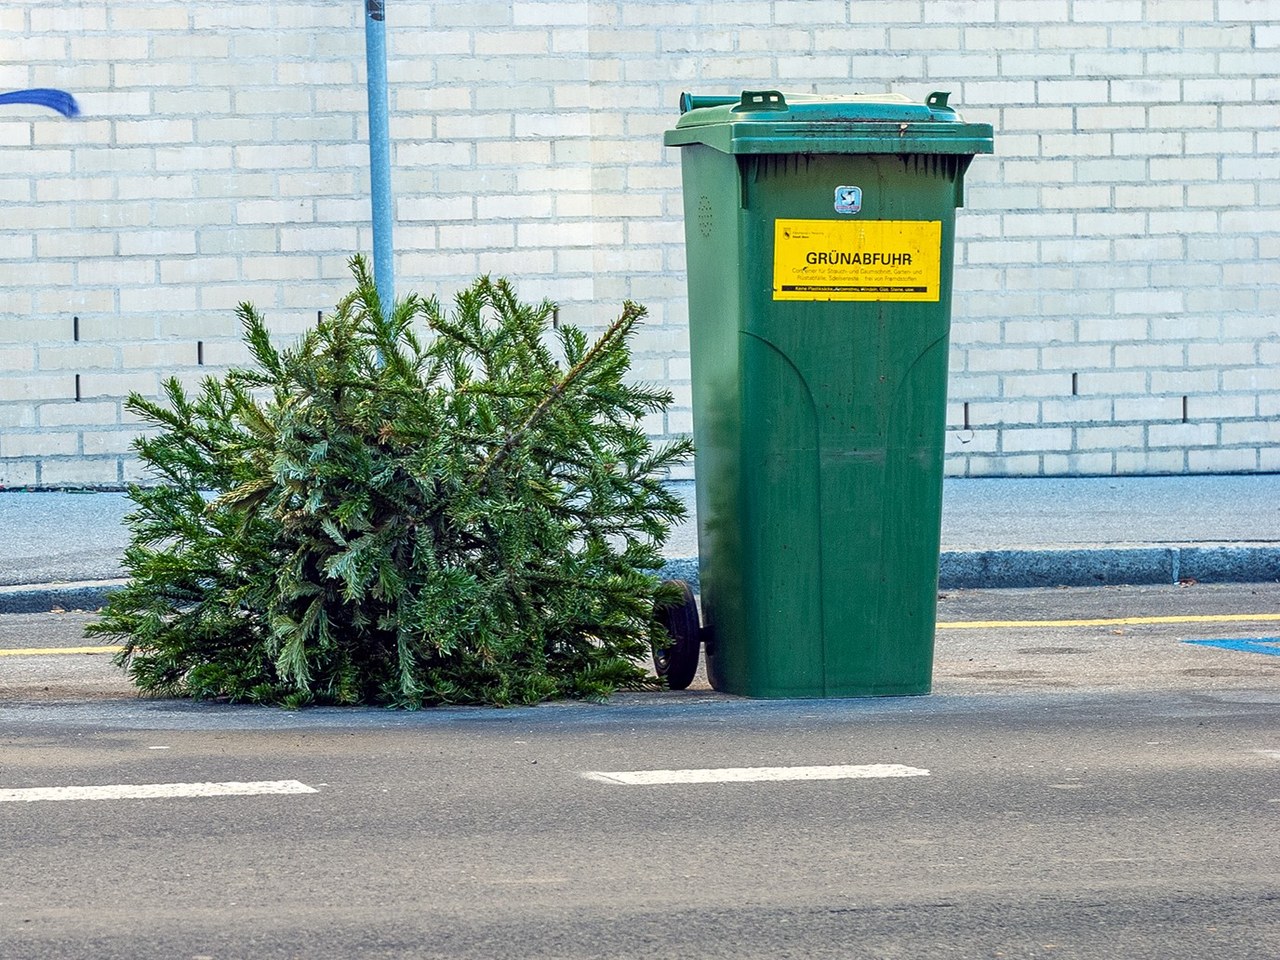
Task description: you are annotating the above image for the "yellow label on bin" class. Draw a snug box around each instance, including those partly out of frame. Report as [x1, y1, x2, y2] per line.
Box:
[773, 219, 942, 302]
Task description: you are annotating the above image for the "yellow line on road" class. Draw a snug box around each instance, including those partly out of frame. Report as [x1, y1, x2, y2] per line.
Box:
[937, 613, 1280, 630]
[7, 614, 1280, 651]
[0, 646, 124, 657]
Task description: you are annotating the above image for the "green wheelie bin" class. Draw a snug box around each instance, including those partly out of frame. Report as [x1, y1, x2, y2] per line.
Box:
[661, 90, 993, 698]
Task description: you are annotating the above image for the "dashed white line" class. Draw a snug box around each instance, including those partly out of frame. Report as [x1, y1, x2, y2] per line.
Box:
[582, 764, 930, 786]
[0, 780, 318, 803]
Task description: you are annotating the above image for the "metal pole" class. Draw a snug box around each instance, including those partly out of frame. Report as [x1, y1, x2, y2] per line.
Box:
[363, 0, 394, 310]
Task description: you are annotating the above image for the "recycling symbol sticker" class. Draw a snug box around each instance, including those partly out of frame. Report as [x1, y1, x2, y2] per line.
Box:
[834, 185, 862, 215]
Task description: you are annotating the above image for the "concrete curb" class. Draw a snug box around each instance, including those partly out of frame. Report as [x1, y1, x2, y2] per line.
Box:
[4, 548, 1277, 615]
[939, 545, 1280, 589]
[658, 546, 1280, 594]
[0, 579, 129, 615]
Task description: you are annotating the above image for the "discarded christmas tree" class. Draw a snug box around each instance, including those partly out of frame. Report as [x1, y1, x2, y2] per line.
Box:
[89, 256, 692, 707]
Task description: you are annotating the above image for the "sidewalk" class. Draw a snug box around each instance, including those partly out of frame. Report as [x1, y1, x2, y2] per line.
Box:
[1, 475, 1278, 613]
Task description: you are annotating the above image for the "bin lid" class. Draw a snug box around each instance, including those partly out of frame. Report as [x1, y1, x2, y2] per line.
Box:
[664, 90, 994, 156]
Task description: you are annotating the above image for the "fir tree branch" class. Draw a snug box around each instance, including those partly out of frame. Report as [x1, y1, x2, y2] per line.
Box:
[470, 301, 644, 491]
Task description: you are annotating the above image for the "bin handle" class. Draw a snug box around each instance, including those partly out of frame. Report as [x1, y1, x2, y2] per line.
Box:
[926, 91, 957, 118]
[733, 90, 788, 113]
[678, 91, 790, 114]
[679, 92, 740, 113]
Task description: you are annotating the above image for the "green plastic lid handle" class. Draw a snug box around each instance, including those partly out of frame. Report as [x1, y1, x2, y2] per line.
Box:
[679, 92, 741, 114]
[926, 91, 957, 118]
[677, 91, 791, 114]
[732, 90, 788, 113]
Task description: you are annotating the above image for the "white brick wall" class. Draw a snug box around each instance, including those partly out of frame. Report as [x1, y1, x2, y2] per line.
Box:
[1, 0, 1277, 485]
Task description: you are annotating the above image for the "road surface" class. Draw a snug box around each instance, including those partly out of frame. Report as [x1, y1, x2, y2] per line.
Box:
[1, 583, 1277, 959]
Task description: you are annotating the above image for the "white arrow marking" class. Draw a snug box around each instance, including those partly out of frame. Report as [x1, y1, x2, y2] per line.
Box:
[582, 764, 929, 786]
[0, 780, 318, 803]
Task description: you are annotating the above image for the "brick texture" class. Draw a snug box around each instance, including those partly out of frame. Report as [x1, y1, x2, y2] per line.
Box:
[1, 0, 1276, 485]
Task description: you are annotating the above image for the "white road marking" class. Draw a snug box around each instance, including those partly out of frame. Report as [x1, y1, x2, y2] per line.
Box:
[0, 780, 318, 803]
[582, 764, 929, 786]
[1254, 750, 1280, 761]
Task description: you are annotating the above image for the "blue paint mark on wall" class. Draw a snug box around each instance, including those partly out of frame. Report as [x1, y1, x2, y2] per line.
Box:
[1185, 638, 1280, 657]
[0, 89, 80, 117]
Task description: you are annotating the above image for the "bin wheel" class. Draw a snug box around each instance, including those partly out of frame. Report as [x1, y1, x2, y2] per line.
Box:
[654, 579, 700, 691]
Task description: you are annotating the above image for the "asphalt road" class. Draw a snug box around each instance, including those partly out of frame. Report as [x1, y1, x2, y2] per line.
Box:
[1, 583, 1278, 959]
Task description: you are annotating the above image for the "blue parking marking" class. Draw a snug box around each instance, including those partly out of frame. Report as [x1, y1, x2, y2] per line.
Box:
[1185, 638, 1280, 657]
